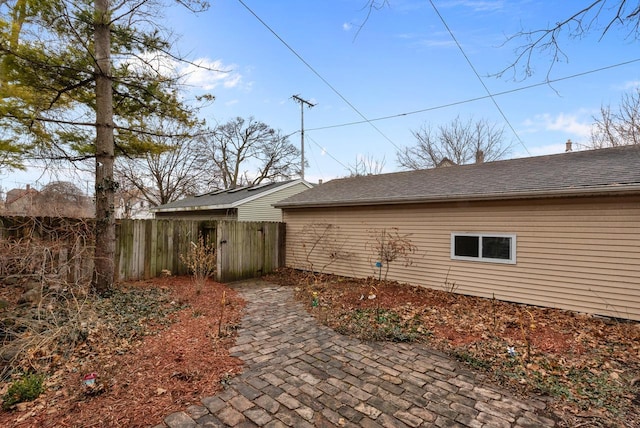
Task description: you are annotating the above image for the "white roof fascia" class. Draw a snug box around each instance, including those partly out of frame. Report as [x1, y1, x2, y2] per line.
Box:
[231, 179, 313, 208]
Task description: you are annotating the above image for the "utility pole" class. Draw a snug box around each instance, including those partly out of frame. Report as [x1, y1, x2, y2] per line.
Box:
[292, 94, 315, 180]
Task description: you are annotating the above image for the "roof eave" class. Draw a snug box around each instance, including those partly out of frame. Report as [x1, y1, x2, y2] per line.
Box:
[277, 185, 640, 209]
[151, 180, 312, 212]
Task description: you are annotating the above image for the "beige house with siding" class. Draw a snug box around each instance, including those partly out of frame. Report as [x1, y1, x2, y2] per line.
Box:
[275, 145, 640, 321]
[151, 179, 313, 221]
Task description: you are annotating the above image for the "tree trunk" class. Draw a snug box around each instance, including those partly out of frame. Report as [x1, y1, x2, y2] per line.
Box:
[93, 0, 115, 294]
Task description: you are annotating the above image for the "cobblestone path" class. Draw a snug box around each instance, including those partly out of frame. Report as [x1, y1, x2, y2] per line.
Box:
[156, 280, 555, 428]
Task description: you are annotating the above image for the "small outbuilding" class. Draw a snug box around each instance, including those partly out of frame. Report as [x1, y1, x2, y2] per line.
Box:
[151, 179, 313, 222]
[276, 145, 640, 321]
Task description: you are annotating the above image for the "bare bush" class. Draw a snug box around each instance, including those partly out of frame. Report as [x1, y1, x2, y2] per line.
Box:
[297, 223, 353, 275]
[180, 235, 216, 294]
[366, 228, 418, 280]
[0, 217, 93, 283]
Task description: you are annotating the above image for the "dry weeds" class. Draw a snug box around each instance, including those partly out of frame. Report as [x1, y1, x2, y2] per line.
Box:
[0, 277, 244, 428]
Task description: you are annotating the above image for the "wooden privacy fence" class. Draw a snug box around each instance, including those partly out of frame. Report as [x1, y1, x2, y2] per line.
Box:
[116, 219, 286, 282]
[115, 219, 212, 280]
[0, 217, 285, 283]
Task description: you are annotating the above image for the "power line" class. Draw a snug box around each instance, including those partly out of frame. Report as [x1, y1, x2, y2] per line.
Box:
[304, 136, 326, 181]
[307, 58, 640, 132]
[236, 0, 403, 152]
[237, 0, 637, 164]
[428, 0, 530, 155]
[306, 135, 351, 171]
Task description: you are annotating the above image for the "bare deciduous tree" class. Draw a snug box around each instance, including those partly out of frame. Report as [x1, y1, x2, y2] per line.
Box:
[348, 154, 386, 177]
[198, 117, 301, 189]
[498, 1, 640, 79]
[37, 181, 93, 218]
[115, 121, 210, 207]
[397, 117, 510, 170]
[590, 89, 640, 148]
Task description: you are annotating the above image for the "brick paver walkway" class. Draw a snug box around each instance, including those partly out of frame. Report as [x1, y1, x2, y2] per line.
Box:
[156, 280, 556, 427]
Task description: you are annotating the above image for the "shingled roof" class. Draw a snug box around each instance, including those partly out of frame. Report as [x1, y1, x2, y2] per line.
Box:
[152, 179, 308, 213]
[275, 145, 640, 208]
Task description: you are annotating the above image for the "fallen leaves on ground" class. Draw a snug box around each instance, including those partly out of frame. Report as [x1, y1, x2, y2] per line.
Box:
[0, 277, 244, 428]
[266, 268, 640, 428]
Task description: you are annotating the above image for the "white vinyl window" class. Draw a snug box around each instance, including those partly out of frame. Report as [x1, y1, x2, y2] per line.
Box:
[451, 233, 516, 264]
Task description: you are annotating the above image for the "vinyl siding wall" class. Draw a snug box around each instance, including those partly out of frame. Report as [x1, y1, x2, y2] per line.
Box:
[283, 195, 640, 321]
[238, 182, 311, 222]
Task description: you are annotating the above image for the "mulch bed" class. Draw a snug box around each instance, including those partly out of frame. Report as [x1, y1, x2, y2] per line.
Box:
[265, 268, 640, 428]
[0, 277, 244, 428]
[2, 269, 639, 428]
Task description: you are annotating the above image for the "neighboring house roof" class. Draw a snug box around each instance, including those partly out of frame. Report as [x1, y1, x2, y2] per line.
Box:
[276, 145, 640, 208]
[5, 187, 39, 205]
[151, 179, 312, 213]
[436, 157, 456, 168]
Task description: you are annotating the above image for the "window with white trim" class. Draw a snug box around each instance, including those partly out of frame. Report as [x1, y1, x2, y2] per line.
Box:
[451, 233, 516, 264]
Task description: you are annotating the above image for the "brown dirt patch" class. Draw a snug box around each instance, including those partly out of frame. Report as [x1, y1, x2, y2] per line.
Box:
[432, 325, 482, 347]
[0, 277, 244, 428]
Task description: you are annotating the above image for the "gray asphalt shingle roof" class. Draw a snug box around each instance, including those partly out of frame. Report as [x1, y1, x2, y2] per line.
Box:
[276, 145, 640, 208]
[152, 180, 298, 212]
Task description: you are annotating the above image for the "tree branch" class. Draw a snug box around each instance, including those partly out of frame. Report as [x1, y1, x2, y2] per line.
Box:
[496, 0, 639, 80]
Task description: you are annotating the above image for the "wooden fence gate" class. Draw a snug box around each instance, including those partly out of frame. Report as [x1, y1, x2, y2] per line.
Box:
[216, 220, 286, 282]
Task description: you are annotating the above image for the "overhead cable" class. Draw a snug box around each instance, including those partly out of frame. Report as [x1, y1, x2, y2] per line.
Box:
[428, 0, 530, 155]
[307, 58, 640, 131]
[236, 0, 403, 152]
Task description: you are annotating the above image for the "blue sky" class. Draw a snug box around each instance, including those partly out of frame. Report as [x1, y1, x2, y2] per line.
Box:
[3, 0, 639, 189]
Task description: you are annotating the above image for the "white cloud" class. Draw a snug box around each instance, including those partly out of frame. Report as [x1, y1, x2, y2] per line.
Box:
[119, 51, 176, 77]
[417, 38, 456, 48]
[342, 22, 352, 31]
[222, 73, 242, 89]
[179, 58, 242, 91]
[118, 52, 243, 92]
[525, 113, 593, 138]
[399, 31, 457, 48]
[622, 80, 640, 90]
[542, 113, 592, 137]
